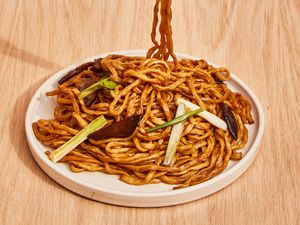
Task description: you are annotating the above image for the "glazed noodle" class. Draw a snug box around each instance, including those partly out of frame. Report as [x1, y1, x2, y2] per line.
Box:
[147, 0, 177, 62]
[32, 0, 254, 189]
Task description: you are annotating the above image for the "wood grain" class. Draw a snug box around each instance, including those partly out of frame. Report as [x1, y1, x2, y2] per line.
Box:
[0, 0, 299, 224]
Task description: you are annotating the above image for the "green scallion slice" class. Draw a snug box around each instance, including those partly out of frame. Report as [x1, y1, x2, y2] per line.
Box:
[49, 115, 107, 163]
[78, 77, 117, 99]
[147, 107, 203, 132]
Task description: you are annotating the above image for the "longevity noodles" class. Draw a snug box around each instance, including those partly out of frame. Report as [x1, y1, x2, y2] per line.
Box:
[32, 0, 254, 189]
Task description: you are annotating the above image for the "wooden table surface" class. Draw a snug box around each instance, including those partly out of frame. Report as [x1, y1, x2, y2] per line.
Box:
[0, 0, 299, 224]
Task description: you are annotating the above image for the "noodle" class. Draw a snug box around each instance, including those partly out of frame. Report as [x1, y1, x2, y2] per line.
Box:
[147, 0, 177, 62]
[32, 0, 254, 189]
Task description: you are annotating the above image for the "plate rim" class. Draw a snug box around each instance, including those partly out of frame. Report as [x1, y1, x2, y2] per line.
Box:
[25, 50, 265, 198]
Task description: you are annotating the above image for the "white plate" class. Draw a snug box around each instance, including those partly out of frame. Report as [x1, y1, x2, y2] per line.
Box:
[25, 50, 264, 207]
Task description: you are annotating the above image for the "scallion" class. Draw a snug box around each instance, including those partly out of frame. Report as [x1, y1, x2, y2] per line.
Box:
[147, 107, 203, 132]
[163, 103, 186, 165]
[78, 77, 117, 99]
[48, 115, 107, 163]
[176, 98, 227, 131]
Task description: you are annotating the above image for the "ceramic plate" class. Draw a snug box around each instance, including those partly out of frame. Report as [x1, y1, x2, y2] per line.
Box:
[25, 50, 264, 207]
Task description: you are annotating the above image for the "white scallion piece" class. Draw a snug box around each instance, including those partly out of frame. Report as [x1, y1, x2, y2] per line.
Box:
[163, 103, 186, 166]
[176, 98, 227, 131]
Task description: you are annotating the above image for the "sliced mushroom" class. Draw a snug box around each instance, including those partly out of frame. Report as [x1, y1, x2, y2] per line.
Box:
[212, 74, 224, 84]
[221, 103, 238, 140]
[79, 78, 98, 107]
[88, 115, 143, 140]
[97, 87, 114, 103]
[58, 61, 94, 84]
[89, 58, 103, 73]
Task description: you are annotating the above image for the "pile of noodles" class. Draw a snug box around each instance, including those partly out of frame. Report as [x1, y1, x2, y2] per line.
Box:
[32, 0, 253, 189]
[33, 55, 253, 189]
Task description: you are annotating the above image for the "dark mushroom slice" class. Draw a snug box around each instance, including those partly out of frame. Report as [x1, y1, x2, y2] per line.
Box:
[211, 74, 224, 84]
[221, 103, 238, 140]
[79, 77, 99, 91]
[89, 58, 103, 73]
[88, 114, 143, 140]
[79, 78, 99, 107]
[97, 87, 114, 103]
[58, 61, 94, 84]
[89, 58, 111, 77]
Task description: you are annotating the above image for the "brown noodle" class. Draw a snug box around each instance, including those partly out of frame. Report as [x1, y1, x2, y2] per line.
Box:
[32, 0, 254, 189]
[147, 0, 177, 62]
